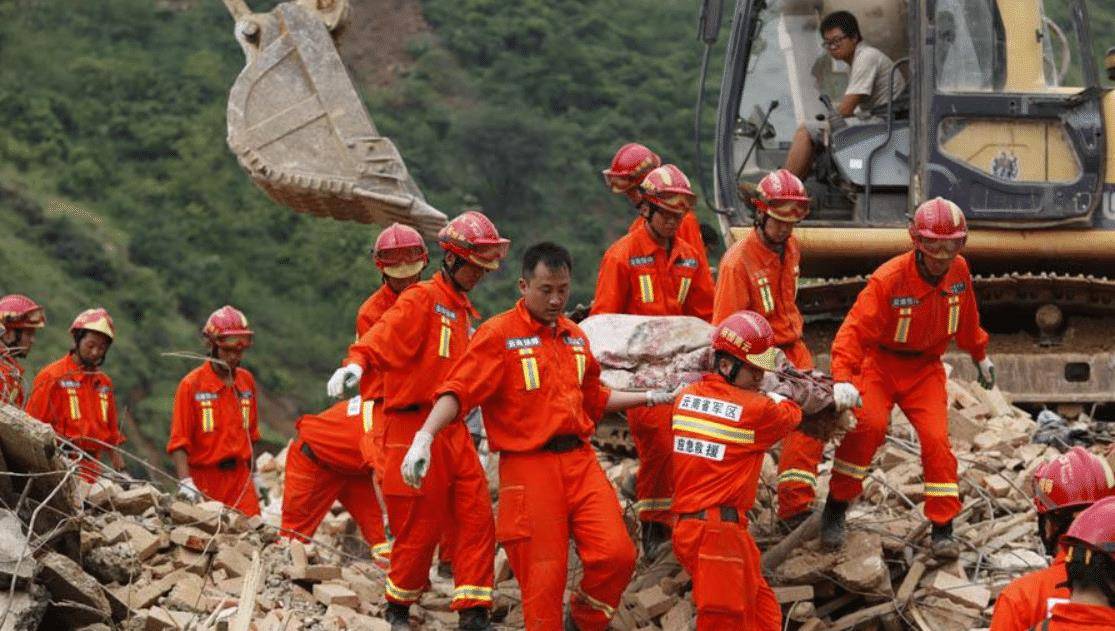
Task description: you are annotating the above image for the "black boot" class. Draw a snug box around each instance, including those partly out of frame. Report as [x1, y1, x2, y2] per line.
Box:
[386, 602, 410, 630]
[641, 521, 670, 557]
[457, 606, 491, 630]
[931, 521, 960, 559]
[820, 498, 848, 550]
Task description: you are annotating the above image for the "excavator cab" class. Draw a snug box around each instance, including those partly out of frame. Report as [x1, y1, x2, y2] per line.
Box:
[222, 0, 446, 236]
[709, 0, 1115, 403]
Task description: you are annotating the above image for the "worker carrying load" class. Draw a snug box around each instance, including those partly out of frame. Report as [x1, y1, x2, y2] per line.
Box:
[332, 211, 506, 631]
[591, 163, 715, 554]
[0, 294, 46, 407]
[27, 308, 125, 481]
[400, 242, 679, 630]
[991, 448, 1115, 630]
[1034, 496, 1115, 629]
[716, 168, 822, 527]
[670, 309, 829, 631]
[167, 305, 262, 516]
[822, 197, 994, 558]
[603, 143, 708, 262]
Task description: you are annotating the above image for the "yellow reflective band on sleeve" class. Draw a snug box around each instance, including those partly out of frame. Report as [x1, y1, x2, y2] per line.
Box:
[672, 414, 754, 444]
[98, 392, 109, 423]
[66, 388, 81, 420]
[438, 316, 452, 358]
[638, 274, 655, 304]
[573, 349, 586, 385]
[947, 295, 960, 335]
[371, 541, 392, 556]
[833, 459, 869, 480]
[201, 401, 215, 433]
[757, 276, 775, 314]
[924, 481, 960, 497]
[575, 588, 616, 618]
[362, 400, 375, 433]
[520, 354, 540, 391]
[452, 585, 493, 603]
[385, 577, 424, 603]
[777, 469, 818, 489]
[633, 498, 673, 514]
[677, 277, 692, 305]
[893, 307, 912, 343]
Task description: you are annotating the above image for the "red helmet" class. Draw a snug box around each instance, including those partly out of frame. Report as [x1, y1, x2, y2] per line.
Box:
[203, 305, 253, 349]
[754, 169, 810, 223]
[640, 164, 696, 215]
[437, 211, 510, 271]
[374, 223, 428, 279]
[711, 310, 777, 371]
[70, 308, 115, 341]
[602, 143, 662, 193]
[0, 294, 45, 329]
[910, 197, 968, 259]
[1032, 447, 1115, 514]
[1063, 495, 1115, 561]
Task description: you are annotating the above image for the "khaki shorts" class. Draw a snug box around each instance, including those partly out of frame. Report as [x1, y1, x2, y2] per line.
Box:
[804, 115, 884, 147]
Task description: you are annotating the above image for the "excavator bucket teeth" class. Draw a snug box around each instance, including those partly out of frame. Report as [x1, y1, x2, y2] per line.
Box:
[226, 2, 446, 237]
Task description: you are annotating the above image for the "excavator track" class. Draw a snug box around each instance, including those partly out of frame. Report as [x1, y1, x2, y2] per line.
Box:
[591, 272, 1115, 456]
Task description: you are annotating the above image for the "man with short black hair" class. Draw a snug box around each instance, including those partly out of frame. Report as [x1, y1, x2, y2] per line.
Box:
[402, 242, 677, 630]
[784, 10, 905, 179]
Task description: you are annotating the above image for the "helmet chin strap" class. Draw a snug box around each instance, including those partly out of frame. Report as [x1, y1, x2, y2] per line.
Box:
[442, 257, 467, 293]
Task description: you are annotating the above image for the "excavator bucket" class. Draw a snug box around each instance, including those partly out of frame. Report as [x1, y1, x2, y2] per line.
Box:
[225, 1, 446, 237]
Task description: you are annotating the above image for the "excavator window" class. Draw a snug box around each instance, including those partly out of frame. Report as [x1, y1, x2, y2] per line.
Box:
[934, 0, 1007, 92]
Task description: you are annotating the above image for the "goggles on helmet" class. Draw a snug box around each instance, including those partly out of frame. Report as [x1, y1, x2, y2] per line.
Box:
[215, 335, 252, 351]
[603, 172, 638, 193]
[917, 235, 966, 260]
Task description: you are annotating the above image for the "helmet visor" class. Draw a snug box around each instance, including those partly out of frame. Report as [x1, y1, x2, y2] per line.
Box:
[918, 236, 966, 260]
[216, 335, 252, 351]
[603, 171, 637, 193]
[765, 201, 808, 223]
[376, 246, 427, 268]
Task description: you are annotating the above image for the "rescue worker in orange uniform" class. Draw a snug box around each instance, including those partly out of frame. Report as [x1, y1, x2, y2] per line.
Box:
[329, 211, 505, 631]
[0, 294, 46, 407]
[602, 143, 708, 262]
[592, 163, 715, 552]
[167, 306, 262, 516]
[402, 242, 678, 631]
[714, 169, 821, 526]
[822, 197, 994, 558]
[27, 309, 124, 481]
[671, 310, 820, 631]
[991, 448, 1115, 631]
[328, 222, 430, 564]
[281, 396, 389, 563]
[1035, 496, 1115, 630]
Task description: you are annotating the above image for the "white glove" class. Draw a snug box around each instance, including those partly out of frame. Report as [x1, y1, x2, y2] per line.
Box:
[253, 472, 266, 496]
[327, 363, 363, 398]
[177, 476, 201, 502]
[401, 430, 434, 489]
[645, 386, 682, 407]
[976, 357, 996, 390]
[765, 391, 788, 404]
[833, 382, 862, 411]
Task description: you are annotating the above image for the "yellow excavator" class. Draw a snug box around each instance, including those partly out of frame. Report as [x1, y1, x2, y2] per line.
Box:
[701, 0, 1115, 406]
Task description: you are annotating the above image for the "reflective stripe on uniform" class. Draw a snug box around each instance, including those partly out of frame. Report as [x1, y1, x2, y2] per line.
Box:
[946, 295, 960, 335]
[833, 459, 869, 480]
[777, 469, 818, 488]
[438, 316, 452, 358]
[385, 577, 423, 603]
[240, 399, 250, 429]
[519, 349, 540, 391]
[575, 588, 616, 618]
[672, 414, 754, 444]
[757, 276, 775, 314]
[924, 481, 960, 497]
[893, 307, 912, 343]
[362, 400, 375, 433]
[98, 392, 109, 423]
[200, 401, 215, 432]
[371, 541, 391, 556]
[633, 498, 673, 514]
[452, 585, 493, 603]
[66, 388, 81, 420]
[677, 277, 692, 305]
[573, 348, 586, 385]
[638, 274, 655, 303]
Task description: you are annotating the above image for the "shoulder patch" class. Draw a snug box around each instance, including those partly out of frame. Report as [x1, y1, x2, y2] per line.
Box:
[676, 394, 742, 422]
[949, 281, 967, 294]
[238, 390, 253, 400]
[58, 379, 81, 389]
[628, 255, 655, 267]
[434, 304, 458, 320]
[194, 392, 219, 402]
[891, 296, 919, 308]
[505, 336, 541, 350]
[675, 258, 698, 269]
[562, 335, 586, 347]
[97, 385, 112, 394]
[346, 395, 362, 417]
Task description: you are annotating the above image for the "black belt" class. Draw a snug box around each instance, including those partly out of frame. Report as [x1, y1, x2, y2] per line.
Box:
[540, 434, 583, 453]
[678, 506, 740, 523]
[216, 457, 240, 471]
[390, 404, 422, 413]
[877, 345, 924, 357]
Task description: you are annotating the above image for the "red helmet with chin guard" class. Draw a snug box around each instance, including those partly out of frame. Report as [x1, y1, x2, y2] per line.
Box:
[0, 294, 45, 329]
[711, 310, 777, 372]
[70, 308, 115, 341]
[754, 169, 810, 223]
[640, 164, 696, 215]
[437, 211, 510, 271]
[373, 223, 428, 279]
[203, 305, 253, 349]
[910, 197, 968, 259]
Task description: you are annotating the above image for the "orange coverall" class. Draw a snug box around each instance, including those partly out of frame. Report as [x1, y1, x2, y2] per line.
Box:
[713, 229, 821, 519]
[670, 373, 802, 630]
[438, 299, 635, 630]
[281, 396, 388, 558]
[1036, 602, 1115, 630]
[628, 211, 708, 265]
[347, 272, 494, 611]
[830, 251, 988, 525]
[166, 362, 261, 516]
[26, 353, 124, 481]
[990, 551, 1069, 631]
[345, 283, 399, 479]
[1, 359, 25, 407]
[592, 225, 714, 524]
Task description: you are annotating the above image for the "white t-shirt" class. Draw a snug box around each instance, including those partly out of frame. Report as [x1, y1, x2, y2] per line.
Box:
[846, 43, 904, 112]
